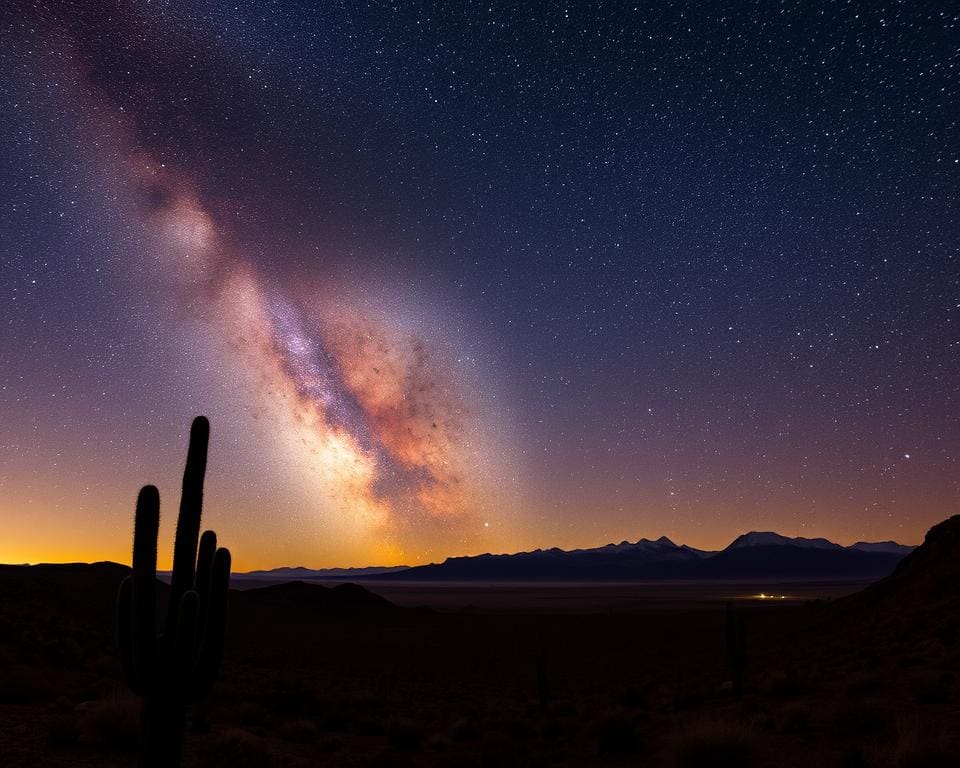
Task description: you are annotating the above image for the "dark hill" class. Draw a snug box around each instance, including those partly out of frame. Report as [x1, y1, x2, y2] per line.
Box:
[0, 563, 400, 642]
[0, 562, 131, 630]
[833, 513, 960, 638]
[870, 513, 960, 598]
[232, 579, 397, 615]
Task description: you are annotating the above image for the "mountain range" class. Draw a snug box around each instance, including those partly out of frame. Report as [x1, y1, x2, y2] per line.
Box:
[236, 532, 916, 583]
[230, 565, 410, 582]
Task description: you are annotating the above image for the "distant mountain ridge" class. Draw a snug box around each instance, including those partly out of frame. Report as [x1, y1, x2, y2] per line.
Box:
[223, 532, 916, 584]
[231, 565, 409, 581]
[726, 533, 915, 557]
[360, 531, 916, 583]
[4, 528, 915, 585]
[727, 532, 842, 550]
[848, 541, 916, 556]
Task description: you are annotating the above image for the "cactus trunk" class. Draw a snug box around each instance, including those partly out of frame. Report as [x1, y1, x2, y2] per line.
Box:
[140, 697, 186, 768]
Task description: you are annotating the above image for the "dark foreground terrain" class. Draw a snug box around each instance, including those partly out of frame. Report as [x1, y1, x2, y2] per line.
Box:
[2, 520, 959, 768]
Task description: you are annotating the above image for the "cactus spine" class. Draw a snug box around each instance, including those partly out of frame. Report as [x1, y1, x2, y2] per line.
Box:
[118, 416, 231, 767]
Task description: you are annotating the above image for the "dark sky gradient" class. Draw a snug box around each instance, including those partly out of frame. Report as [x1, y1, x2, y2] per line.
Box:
[1, 2, 957, 568]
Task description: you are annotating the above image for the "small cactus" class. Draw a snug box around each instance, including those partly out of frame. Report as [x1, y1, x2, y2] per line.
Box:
[725, 600, 745, 698]
[118, 416, 231, 767]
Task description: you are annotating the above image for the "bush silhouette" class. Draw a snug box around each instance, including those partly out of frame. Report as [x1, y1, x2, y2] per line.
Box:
[117, 416, 231, 767]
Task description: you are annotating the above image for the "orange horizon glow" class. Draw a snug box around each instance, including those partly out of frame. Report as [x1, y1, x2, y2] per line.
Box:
[0, 495, 932, 573]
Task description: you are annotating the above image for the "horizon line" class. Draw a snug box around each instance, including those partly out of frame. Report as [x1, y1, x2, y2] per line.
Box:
[0, 527, 920, 573]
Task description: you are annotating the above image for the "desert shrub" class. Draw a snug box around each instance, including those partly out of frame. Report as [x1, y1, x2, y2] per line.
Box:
[778, 704, 812, 735]
[846, 675, 889, 697]
[671, 722, 758, 768]
[619, 684, 646, 708]
[278, 718, 318, 743]
[74, 692, 140, 750]
[0, 613, 17, 641]
[538, 715, 566, 743]
[386, 715, 423, 751]
[933, 621, 958, 647]
[366, 748, 416, 768]
[648, 683, 677, 711]
[910, 672, 952, 705]
[897, 655, 925, 670]
[763, 668, 812, 698]
[674, 688, 708, 710]
[40, 636, 84, 668]
[316, 734, 344, 753]
[593, 714, 637, 756]
[259, 680, 326, 719]
[92, 653, 119, 677]
[47, 713, 80, 746]
[480, 731, 524, 768]
[425, 731, 453, 752]
[0, 664, 52, 703]
[497, 713, 534, 741]
[551, 699, 578, 717]
[433, 752, 482, 768]
[452, 715, 481, 741]
[228, 700, 271, 728]
[840, 745, 869, 768]
[199, 727, 282, 768]
[897, 750, 959, 768]
[889, 712, 955, 768]
[833, 701, 898, 738]
[354, 714, 386, 737]
[321, 708, 348, 732]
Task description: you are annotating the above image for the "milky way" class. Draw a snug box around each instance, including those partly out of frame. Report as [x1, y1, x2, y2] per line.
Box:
[101, 75, 492, 559]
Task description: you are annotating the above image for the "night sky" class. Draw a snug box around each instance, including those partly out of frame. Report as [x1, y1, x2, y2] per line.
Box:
[1, 2, 957, 569]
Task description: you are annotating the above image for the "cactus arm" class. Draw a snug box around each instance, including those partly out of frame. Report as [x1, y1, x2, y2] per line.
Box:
[132, 485, 160, 691]
[191, 530, 217, 677]
[195, 530, 217, 599]
[188, 546, 230, 701]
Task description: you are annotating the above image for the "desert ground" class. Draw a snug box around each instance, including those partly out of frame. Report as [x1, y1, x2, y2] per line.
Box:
[1, 526, 958, 767]
[304, 579, 869, 612]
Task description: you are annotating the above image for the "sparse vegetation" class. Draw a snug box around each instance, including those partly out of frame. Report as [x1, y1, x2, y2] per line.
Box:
[671, 720, 758, 768]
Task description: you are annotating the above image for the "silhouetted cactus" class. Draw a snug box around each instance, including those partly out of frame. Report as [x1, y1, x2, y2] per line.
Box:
[725, 600, 745, 698]
[118, 416, 231, 767]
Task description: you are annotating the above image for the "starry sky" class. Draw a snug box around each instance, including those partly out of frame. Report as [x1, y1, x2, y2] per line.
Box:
[1, 1, 957, 570]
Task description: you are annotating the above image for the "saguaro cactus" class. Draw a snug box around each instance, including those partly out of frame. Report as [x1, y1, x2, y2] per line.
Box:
[118, 416, 231, 767]
[725, 600, 745, 698]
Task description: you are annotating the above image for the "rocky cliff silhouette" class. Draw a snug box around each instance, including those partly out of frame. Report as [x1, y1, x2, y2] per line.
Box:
[836, 513, 960, 639]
